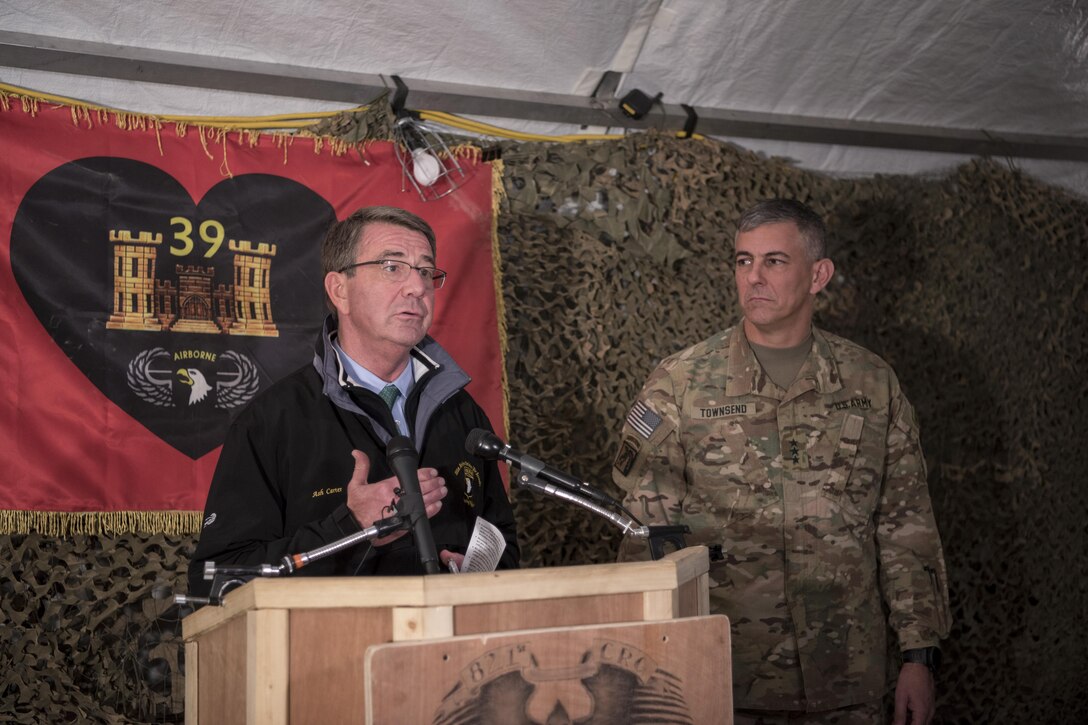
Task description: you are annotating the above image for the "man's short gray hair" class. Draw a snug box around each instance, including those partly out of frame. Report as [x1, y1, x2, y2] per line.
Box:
[736, 198, 828, 260]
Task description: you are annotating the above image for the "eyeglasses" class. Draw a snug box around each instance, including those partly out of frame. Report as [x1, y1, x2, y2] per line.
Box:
[338, 259, 447, 289]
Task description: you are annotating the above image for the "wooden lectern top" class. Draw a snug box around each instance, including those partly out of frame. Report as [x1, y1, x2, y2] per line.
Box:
[182, 545, 709, 641]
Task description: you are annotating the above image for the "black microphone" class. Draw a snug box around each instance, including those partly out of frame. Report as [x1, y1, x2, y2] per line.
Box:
[465, 429, 622, 509]
[387, 435, 441, 575]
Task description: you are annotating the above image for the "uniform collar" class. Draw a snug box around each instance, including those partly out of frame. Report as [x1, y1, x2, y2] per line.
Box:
[725, 322, 843, 399]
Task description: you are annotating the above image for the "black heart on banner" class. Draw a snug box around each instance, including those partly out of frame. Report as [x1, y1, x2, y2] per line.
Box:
[11, 157, 335, 459]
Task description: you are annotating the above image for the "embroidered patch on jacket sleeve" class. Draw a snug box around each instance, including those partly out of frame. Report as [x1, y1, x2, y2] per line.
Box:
[613, 435, 641, 476]
[626, 399, 663, 440]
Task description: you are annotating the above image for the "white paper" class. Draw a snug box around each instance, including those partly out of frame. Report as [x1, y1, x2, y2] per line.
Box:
[458, 517, 506, 573]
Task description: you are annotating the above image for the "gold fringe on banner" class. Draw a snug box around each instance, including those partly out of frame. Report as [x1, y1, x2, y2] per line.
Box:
[0, 82, 379, 178]
[490, 159, 511, 435]
[0, 510, 203, 536]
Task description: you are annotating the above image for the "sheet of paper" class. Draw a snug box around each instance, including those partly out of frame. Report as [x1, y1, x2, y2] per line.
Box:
[458, 517, 506, 573]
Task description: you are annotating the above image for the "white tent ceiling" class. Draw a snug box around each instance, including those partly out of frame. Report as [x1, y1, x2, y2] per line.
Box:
[3, 0, 1087, 197]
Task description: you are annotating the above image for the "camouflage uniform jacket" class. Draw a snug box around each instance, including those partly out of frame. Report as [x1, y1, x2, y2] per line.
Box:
[613, 324, 951, 711]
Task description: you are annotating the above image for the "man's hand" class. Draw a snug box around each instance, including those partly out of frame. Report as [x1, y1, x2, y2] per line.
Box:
[344, 450, 447, 545]
[893, 662, 935, 725]
[440, 550, 465, 572]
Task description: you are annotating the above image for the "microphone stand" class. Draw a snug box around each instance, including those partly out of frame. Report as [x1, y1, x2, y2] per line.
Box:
[175, 514, 407, 608]
[513, 470, 690, 561]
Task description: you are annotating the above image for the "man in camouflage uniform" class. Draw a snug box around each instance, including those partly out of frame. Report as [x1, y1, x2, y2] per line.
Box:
[614, 199, 951, 725]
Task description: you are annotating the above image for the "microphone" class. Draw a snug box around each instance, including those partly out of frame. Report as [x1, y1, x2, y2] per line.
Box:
[465, 429, 622, 509]
[387, 435, 441, 575]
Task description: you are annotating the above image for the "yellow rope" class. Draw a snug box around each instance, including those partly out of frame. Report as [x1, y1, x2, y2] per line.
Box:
[420, 109, 705, 143]
[1, 81, 704, 142]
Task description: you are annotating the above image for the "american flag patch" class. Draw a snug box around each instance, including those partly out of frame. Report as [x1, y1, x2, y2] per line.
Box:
[626, 400, 662, 439]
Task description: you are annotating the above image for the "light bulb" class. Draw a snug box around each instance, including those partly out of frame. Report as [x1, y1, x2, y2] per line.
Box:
[411, 148, 442, 187]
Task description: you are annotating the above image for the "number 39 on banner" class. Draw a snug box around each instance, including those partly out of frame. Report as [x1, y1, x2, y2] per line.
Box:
[170, 216, 229, 258]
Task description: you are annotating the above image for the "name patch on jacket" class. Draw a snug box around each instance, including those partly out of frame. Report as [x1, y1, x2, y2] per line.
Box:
[831, 396, 872, 411]
[698, 404, 748, 418]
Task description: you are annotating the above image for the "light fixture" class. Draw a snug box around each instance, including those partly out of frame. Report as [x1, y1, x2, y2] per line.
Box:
[619, 88, 663, 120]
[389, 76, 471, 202]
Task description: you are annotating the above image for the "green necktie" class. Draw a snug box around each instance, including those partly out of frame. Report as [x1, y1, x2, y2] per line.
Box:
[378, 383, 400, 410]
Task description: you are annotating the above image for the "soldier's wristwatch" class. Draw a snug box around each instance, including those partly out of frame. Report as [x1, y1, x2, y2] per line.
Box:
[902, 647, 941, 677]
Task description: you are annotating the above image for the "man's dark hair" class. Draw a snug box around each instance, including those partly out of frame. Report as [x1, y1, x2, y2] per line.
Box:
[319, 207, 439, 311]
[321, 206, 437, 279]
[736, 198, 828, 260]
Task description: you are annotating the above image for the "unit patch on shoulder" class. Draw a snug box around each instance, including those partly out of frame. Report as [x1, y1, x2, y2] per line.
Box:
[625, 399, 662, 440]
[613, 435, 641, 476]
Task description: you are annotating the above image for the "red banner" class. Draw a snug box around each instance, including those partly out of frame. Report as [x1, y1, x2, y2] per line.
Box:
[0, 95, 505, 531]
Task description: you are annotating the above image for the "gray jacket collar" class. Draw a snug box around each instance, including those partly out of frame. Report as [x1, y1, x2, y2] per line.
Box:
[313, 315, 471, 446]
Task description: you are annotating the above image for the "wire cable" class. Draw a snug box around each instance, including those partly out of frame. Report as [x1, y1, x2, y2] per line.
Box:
[1, 81, 705, 140]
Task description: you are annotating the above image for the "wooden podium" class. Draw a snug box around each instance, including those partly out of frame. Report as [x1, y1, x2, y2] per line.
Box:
[182, 546, 731, 724]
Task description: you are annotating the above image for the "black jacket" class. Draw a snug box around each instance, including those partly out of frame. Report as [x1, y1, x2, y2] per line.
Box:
[187, 318, 519, 596]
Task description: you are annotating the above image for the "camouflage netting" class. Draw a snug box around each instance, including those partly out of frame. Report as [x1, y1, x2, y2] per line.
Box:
[2, 129, 1086, 723]
[1, 533, 192, 723]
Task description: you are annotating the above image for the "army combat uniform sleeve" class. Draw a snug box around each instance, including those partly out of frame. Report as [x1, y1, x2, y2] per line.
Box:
[875, 376, 953, 650]
[612, 357, 689, 560]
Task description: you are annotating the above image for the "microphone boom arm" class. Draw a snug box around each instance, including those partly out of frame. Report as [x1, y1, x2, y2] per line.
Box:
[175, 514, 407, 607]
[464, 428, 691, 560]
[514, 470, 690, 560]
[280, 514, 407, 575]
[516, 471, 647, 537]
